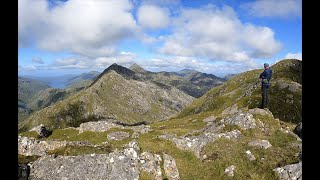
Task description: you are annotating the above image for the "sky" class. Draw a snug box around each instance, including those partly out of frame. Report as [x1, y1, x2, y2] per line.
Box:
[18, 0, 302, 77]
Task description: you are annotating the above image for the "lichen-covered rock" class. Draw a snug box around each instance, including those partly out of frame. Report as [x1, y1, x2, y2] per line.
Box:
[203, 115, 216, 125]
[248, 108, 274, 118]
[225, 165, 236, 177]
[18, 163, 30, 180]
[131, 132, 139, 138]
[277, 80, 301, 92]
[160, 130, 241, 159]
[221, 112, 256, 130]
[245, 150, 256, 161]
[78, 120, 123, 133]
[293, 122, 302, 139]
[221, 104, 239, 115]
[18, 136, 91, 156]
[126, 139, 140, 151]
[139, 152, 162, 180]
[130, 125, 152, 134]
[29, 148, 139, 180]
[163, 153, 180, 180]
[202, 121, 225, 134]
[274, 162, 302, 180]
[29, 124, 51, 138]
[107, 131, 130, 141]
[248, 140, 272, 149]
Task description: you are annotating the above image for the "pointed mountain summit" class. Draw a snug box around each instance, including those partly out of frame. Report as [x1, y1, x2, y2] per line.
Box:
[129, 63, 147, 73]
[19, 64, 194, 132]
[90, 63, 136, 87]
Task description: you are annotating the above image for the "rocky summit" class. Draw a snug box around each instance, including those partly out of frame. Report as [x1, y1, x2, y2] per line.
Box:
[18, 59, 302, 179]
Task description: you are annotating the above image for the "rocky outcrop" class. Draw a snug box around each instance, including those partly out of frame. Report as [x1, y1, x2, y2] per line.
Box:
[221, 112, 256, 130]
[79, 121, 123, 133]
[293, 122, 302, 139]
[29, 148, 139, 180]
[245, 150, 256, 161]
[225, 165, 236, 177]
[163, 153, 180, 180]
[78, 120, 152, 134]
[18, 136, 91, 156]
[29, 124, 51, 138]
[274, 162, 302, 180]
[107, 131, 130, 141]
[18, 163, 30, 180]
[248, 140, 272, 149]
[160, 130, 241, 159]
[139, 152, 162, 180]
[276, 80, 301, 93]
[248, 108, 274, 118]
[221, 104, 239, 115]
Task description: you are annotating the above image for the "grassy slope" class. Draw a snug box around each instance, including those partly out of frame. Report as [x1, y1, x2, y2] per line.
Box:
[18, 77, 51, 103]
[19, 59, 301, 179]
[19, 109, 300, 179]
[19, 70, 194, 132]
[176, 59, 302, 123]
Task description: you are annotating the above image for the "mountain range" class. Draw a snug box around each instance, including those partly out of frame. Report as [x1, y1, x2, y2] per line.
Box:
[18, 59, 302, 180]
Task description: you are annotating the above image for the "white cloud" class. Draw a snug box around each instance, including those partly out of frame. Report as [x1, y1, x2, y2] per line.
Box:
[140, 55, 259, 76]
[242, 0, 302, 18]
[137, 5, 170, 29]
[159, 5, 282, 62]
[139, 0, 180, 6]
[18, 0, 138, 57]
[32, 57, 44, 64]
[48, 52, 137, 70]
[18, 65, 38, 72]
[284, 52, 302, 60]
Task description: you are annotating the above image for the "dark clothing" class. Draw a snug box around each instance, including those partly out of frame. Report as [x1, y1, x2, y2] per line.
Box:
[259, 68, 272, 85]
[259, 68, 272, 108]
[261, 84, 269, 108]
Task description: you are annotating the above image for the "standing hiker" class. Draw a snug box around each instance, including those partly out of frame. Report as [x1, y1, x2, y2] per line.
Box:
[259, 63, 272, 109]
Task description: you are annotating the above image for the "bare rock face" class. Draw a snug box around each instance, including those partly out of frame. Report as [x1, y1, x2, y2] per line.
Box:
[248, 140, 272, 149]
[107, 131, 130, 141]
[274, 162, 302, 180]
[163, 153, 180, 180]
[139, 152, 162, 180]
[225, 165, 236, 177]
[29, 148, 139, 180]
[29, 124, 51, 138]
[221, 112, 256, 130]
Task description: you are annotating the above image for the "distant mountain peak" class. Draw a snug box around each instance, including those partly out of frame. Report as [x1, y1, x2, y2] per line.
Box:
[129, 63, 146, 73]
[178, 69, 198, 74]
[89, 63, 135, 87]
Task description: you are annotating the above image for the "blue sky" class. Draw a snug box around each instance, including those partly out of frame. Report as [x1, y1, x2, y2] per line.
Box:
[18, 0, 301, 77]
